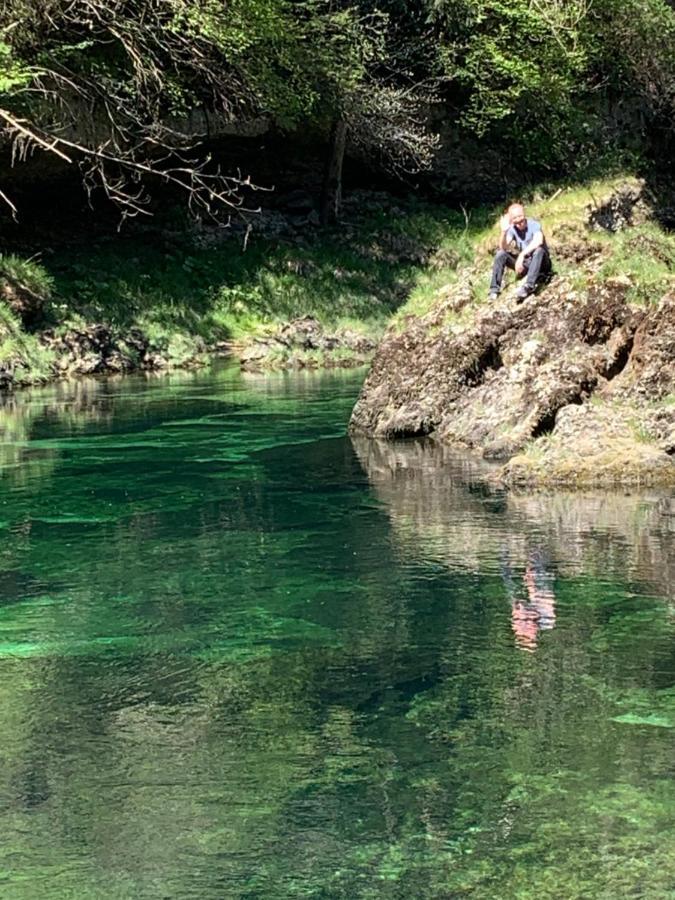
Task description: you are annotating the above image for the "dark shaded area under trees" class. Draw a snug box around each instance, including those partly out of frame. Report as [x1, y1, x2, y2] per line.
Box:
[0, 0, 674, 240]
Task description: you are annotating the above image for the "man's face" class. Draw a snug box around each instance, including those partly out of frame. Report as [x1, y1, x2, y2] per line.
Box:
[509, 206, 527, 229]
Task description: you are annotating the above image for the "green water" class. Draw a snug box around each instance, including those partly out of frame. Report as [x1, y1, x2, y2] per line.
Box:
[0, 364, 673, 899]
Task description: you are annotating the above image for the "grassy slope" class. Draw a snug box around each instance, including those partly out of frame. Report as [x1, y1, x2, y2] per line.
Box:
[1, 175, 673, 385]
[396, 175, 675, 325]
[0, 196, 471, 381]
[49, 199, 470, 339]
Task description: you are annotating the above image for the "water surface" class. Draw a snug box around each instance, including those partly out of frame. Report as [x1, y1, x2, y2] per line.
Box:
[0, 364, 673, 898]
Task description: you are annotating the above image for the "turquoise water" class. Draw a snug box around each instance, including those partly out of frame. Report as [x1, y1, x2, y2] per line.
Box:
[0, 364, 673, 899]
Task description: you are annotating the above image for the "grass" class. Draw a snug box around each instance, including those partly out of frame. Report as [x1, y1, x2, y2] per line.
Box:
[0, 305, 54, 384]
[595, 223, 675, 304]
[394, 173, 675, 325]
[0, 194, 463, 385]
[1, 172, 674, 387]
[0, 253, 54, 298]
[45, 196, 460, 344]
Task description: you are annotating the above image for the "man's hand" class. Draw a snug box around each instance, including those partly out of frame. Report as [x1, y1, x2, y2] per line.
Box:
[499, 213, 511, 233]
[516, 252, 526, 275]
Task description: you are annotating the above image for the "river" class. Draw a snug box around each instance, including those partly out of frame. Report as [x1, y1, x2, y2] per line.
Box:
[0, 363, 673, 898]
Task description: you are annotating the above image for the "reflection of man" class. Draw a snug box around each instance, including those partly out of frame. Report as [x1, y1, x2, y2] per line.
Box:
[503, 550, 556, 652]
[489, 204, 552, 302]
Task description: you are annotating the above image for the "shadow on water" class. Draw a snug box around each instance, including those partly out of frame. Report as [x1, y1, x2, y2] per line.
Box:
[0, 366, 672, 899]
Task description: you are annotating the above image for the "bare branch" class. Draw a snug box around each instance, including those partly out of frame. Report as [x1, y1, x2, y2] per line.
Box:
[0, 187, 18, 220]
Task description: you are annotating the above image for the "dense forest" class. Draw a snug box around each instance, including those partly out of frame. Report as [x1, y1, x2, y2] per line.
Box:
[1, 0, 674, 223]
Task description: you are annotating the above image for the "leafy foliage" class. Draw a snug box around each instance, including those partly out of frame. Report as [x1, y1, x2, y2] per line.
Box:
[0, 0, 436, 219]
[428, 0, 675, 169]
[1, 0, 674, 219]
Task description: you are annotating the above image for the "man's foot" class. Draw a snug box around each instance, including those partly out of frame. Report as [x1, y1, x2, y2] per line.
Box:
[488, 291, 500, 302]
[515, 284, 534, 301]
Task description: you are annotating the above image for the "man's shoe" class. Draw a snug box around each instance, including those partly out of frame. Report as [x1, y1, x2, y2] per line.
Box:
[488, 291, 500, 302]
[515, 284, 533, 301]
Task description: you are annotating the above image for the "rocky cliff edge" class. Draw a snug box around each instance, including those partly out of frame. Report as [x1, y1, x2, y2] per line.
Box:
[350, 186, 675, 486]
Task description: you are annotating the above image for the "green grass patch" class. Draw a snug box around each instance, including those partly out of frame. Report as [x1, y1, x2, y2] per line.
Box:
[0, 253, 54, 298]
[46, 197, 464, 344]
[0, 304, 54, 383]
[595, 223, 675, 305]
[396, 173, 675, 324]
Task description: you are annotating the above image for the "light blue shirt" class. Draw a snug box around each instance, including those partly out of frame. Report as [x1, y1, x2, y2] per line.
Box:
[507, 219, 545, 253]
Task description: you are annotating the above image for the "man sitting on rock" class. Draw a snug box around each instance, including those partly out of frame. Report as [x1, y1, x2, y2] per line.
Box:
[488, 203, 551, 301]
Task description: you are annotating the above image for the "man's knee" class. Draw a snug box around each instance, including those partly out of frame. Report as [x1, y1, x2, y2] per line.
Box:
[494, 249, 511, 262]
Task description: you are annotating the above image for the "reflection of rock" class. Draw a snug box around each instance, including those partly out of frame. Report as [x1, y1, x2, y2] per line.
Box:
[351, 436, 674, 600]
[0, 369, 206, 484]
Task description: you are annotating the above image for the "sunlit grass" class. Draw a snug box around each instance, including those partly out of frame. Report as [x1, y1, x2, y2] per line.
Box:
[2, 173, 674, 385]
[395, 173, 674, 323]
[46, 198, 462, 343]
[0, 305, 54, 383]
[595, 223, 675, 304]
[0, 252, 54, 299]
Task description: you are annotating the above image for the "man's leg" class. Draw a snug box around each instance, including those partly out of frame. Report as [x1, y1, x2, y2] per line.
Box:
[489, 250, 516, 295]
[522, 247, 550, 292]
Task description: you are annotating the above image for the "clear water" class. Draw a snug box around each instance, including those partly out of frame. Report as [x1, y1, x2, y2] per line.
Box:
[0, 364, 673, 899]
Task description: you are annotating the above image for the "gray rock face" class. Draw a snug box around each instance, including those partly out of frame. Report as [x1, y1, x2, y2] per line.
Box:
[41, 325, 164, 376]
[240, 316, 376, 371]
[352, 277, 634, 443]
[350, 276, 675, 485]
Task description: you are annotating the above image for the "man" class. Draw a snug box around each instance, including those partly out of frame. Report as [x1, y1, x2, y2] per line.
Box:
[488, 203, 551, 301]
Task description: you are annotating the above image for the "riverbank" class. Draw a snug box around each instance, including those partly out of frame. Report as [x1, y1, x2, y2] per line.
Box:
[349, 176, 675, 486]
[3, 175, 675, 487]
[0, 192, 474, 390]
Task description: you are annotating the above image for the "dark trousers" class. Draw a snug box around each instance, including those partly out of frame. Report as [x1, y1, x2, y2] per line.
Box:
[490, 247, 551, 294]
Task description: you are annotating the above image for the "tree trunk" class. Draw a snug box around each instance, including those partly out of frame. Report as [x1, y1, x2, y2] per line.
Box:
[320, 118, 347, 226]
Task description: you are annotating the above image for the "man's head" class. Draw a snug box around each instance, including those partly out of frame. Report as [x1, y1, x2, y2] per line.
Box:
[508, 203, 527, 228]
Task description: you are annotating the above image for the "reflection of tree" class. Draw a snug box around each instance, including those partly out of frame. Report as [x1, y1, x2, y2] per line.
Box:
[0, 374, 171, 487]
[0, 397, 58, 485]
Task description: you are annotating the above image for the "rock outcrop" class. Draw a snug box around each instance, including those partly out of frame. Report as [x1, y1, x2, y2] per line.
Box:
[350, 274, 675, 486]
[40, 325, 185, 376]
[240, 316, 376, 372]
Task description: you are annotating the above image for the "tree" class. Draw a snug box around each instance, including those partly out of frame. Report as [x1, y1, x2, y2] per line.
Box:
[0, 0, 439, 225]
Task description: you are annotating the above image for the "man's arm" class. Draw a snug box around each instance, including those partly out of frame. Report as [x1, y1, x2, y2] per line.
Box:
[499, 214, 512, 251]
[521, 229, 544, 257]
